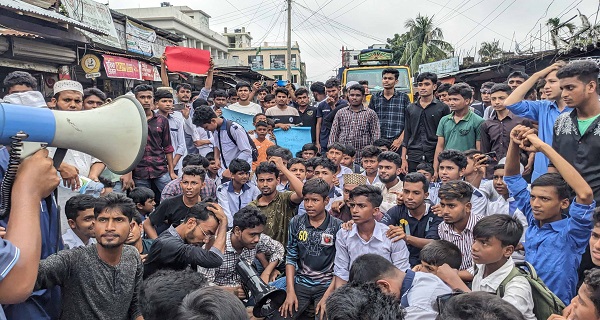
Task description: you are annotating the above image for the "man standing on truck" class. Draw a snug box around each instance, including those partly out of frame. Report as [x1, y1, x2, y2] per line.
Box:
[369, 68, 410, 153]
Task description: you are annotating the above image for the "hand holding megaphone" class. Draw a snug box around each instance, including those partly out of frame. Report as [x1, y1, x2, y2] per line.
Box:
[13, 149, 60, 199]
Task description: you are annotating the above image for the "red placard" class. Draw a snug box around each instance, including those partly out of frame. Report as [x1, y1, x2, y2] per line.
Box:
[164, 46, 210, 74]
[102, 55, 141, 80]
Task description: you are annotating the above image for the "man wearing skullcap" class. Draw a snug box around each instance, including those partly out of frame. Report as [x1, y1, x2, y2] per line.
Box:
[51, 80, 84, 111]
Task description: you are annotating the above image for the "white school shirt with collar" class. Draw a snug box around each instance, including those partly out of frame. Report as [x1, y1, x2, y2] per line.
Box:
[374, 179, 403, 214]
[217, 181, 261, 228]
[62, 229, 96, 249]
[362, 172, 381, 185]
[472, 257, 536, 320]
[403, 272, 452, 320]
[336, 166, 353, 186]
[164, 112, 187, 171]
[226, 102, 263, 115]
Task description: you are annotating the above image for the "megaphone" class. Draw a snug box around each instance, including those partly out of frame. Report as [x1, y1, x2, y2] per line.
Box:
[0, 95, 148, 174]
[236, 259, 286, 318]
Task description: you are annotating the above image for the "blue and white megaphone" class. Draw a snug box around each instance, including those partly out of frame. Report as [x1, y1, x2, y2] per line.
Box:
[0, 95, 148, 174]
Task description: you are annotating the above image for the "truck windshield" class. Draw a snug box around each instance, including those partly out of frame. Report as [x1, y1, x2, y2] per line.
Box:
[346, 68, 411, 93]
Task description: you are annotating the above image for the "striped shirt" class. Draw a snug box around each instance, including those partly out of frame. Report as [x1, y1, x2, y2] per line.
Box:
[438, 212, 482, 270]
[328, 106, 380, 162]
[368, 90, 410, 140]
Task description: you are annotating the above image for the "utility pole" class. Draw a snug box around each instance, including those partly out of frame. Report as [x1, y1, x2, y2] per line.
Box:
[286, 0, 292, 82]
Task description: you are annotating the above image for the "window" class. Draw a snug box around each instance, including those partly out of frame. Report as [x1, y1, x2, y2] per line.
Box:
[248, 55, 264, 70]
[291, 54, 297, 68]
[232, 56, 239, 59]
[270, 55, 285, 69]
[292, 75, 298, 83]
[274, 75, 283, 80]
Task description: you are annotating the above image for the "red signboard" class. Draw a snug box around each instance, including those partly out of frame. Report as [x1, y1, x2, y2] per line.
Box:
[140, 61, 158, 81]
[102, 55, 141, 80]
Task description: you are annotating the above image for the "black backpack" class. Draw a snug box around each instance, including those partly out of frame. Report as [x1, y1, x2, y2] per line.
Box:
[218, 120, 259, 167]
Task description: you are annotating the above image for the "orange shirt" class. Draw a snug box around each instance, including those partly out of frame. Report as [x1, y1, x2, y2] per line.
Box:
[253, 138, 275, 171]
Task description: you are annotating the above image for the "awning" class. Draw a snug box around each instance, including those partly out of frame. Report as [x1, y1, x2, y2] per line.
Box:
[0, 0, 107, 35]
[0, 26, 42, 38]
[438, 65, 499, 79]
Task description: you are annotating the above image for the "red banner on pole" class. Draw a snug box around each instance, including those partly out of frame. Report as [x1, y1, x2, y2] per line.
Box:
[102, 55, 141, 80]
[164, 46, 210, 74]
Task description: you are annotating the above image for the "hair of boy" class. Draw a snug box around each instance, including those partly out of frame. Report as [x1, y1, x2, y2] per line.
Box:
[302, 178, 330, 200]
[416, 72, 438, 84]
[263, 94, 275, 103]
[140, 269, 208, 320]
[325, 78, 341, 88]
[235, 81, 252, 91]
[490, 83, 512, 95]
[255, 161, 280, 179]
[419, 240, 462, 270]
[128, 187, 155, 206]
[438, 180, 473, 203]
[463, 149, 482, 160]
[314, 157, 337, 174]
[473, 215, 523, 247]
[325, 282, 405, 320]
[191, 98, 208, 110]
[594, 208, 600, 227]
[177, 286, 248, 320]
[255, 121, 268, 129]
[176, 83, 192, 92]
[556, 61, 600, 84]
[274, 87, 289, 97]
[228, 159, 251, 175]
[83, 87, 107, 102]
[154, 89, 173, 102]
[294, 87, 308, 97]
[191, 91, 200, 98]
[212, 90, 227, 98]
[65, 194, 97, 221]
[227, 88, 237, 98]
[481, 81, 495, 90]
[348, 84, 366, 96]
[287, 157, 306, 170]
[381, 68, 400, 80]
[97, 176, 115, 189]
[182, 165, 206, 182]
[535, 79, 547, 92]
[3, 71, 37, 90]
[328, 142, 346, 154]
[507, 71, 529, 81]
[439, 291, 526, 320]
[310, 81, 326, 95]
[267, 145, 293, 161]
[94, 193, 137, 221]
[349, 185, 384, 207]
[343, 144, 356, 157]
[134, 84, 154, 95]
[192, 105, 217, 126]
[253, 113, 266, 123]
[305, 157, 319, 169]
[205, 152, 215, 162]
[436, 83, 451, 94]
[132, 213, 144, 225]
[182, 154, 209, 168]
[416, 162, 434, 175]
[447, 83, 473, 100]
[531, 172, 572, 200]
[266, 118, 276, 126]
[377, 151, 402, 168]
[349, 253, 398, 283]
[584, 268, 600, 315]
[256, 87, 269, 95]
[404, 172, 429, 193]
[302, 143, 318, 153]
[232, 206, 267, 231]
[361, 145, 381, 159]
[185, 201, 219, 223]
[373, 138, 392, 149]
[438, 149, 468, 170]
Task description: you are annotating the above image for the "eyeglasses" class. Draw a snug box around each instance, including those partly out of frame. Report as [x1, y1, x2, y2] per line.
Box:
[197, 224, 214, 240]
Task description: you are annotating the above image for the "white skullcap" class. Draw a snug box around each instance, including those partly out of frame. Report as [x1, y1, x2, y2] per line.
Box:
[53, 80, 83, 95]
[497, 157, 525, 174]
[346, 81, 360, 89]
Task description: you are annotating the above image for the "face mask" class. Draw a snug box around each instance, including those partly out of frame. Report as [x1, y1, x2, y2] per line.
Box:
[2, 91, 47, 108]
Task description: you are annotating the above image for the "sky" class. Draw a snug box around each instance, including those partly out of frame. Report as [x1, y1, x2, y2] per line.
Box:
[109, 0, 600, 81]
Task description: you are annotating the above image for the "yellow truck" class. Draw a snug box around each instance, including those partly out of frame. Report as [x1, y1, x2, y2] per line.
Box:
[341, 48, 414, 103]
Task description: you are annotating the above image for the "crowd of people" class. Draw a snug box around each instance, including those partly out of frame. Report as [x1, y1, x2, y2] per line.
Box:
[0, 57, 600, 320]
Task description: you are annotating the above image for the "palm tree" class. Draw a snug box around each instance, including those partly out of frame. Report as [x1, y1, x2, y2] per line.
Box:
[398, 14, 453, 74]
[386, 32, 410, 64]
[547, 17, 576, 49]
[478, 40, 503, 62]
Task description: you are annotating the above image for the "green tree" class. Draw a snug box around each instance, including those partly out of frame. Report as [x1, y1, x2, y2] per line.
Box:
[398, 14, 453, 73]
[386, 32, 410, 64]
[547, 17, 575, 49]
[478, 40, 503, 62]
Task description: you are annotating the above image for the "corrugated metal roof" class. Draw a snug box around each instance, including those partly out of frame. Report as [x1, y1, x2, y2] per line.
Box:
[0, 26, 42, 38]
[0, 0, 106, 35]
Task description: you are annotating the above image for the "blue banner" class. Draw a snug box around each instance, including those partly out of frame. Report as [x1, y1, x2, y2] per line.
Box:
[221, 107, 255, 131]
[273, 127, 312, 155]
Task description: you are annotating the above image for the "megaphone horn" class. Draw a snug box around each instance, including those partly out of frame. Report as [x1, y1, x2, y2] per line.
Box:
[235, 259, 286, 318]
[0, 95, 148, 174]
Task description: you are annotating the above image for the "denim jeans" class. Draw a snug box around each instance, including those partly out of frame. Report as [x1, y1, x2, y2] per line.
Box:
[134, 172, 172, 199]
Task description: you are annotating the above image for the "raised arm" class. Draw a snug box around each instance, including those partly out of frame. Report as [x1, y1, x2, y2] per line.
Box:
[503, 61, 566, 107]
[271, 156, 304, 203]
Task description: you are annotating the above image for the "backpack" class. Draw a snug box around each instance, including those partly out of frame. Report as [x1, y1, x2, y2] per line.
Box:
[221, 120, 259, 164]
[497, 261, 565, 320]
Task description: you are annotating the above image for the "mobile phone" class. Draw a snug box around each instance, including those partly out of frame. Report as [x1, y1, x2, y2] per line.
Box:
[173, 103, 186, 111]
[482, 152, 497, 164]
